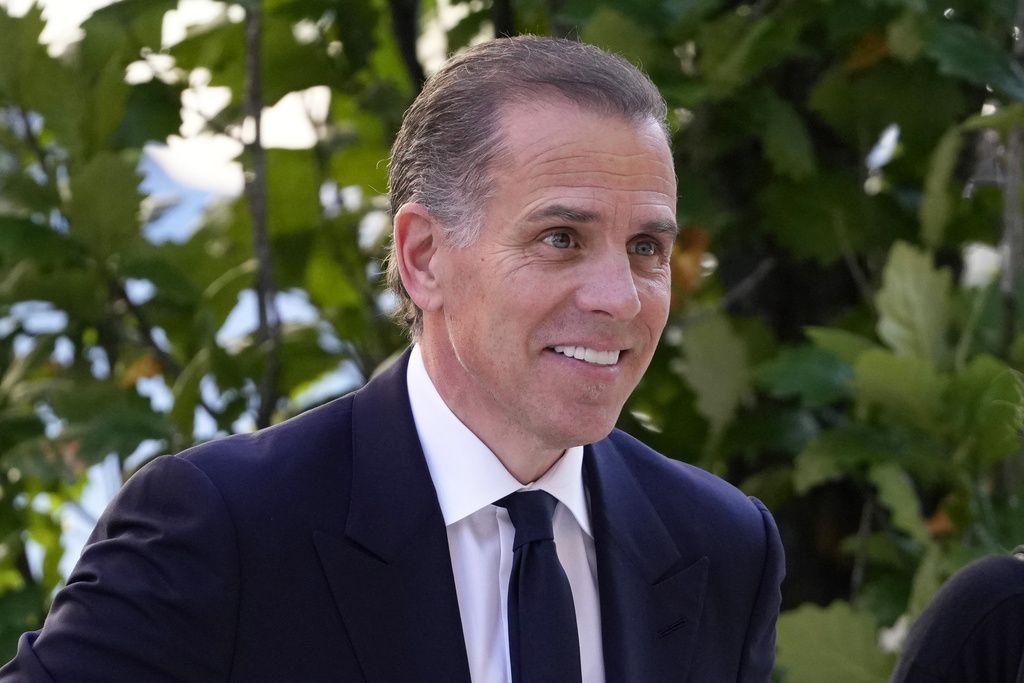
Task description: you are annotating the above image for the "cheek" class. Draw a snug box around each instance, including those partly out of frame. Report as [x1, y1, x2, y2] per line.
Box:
[639, 278, 671, 321]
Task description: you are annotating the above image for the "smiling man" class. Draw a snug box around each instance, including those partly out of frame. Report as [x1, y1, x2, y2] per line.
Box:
[2, 37, 783, 683]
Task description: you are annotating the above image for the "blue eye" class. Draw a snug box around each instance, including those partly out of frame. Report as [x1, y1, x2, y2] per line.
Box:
[631, 239, 659, 256]
[544, 231, 575, 249]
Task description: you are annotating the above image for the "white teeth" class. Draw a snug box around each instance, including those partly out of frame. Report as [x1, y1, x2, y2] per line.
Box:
[551, 345, 620, 366]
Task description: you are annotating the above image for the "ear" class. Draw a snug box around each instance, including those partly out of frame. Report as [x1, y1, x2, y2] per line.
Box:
[393, 202, 444, 312]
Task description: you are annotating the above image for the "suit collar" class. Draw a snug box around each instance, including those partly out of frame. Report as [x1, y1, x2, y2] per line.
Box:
[585, 437, 708, 682]
[584, 438, 682, 583]
[314, 348, 472, 682]
[343, 348, 445, 561]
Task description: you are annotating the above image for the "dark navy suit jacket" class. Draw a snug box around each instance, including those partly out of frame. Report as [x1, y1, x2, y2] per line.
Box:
[1, 350, 784, 682]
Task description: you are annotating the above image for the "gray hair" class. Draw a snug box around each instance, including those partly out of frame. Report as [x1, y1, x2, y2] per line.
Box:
[386, 35, 669, 339]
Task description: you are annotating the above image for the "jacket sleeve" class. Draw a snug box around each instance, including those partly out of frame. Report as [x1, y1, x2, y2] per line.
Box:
[0, 455, 240, 683]
[736, 497, 785, 682]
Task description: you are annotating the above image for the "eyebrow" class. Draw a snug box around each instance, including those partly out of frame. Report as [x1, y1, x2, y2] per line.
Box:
[525, 205, 600, 225]
[525, 204, 680, 239]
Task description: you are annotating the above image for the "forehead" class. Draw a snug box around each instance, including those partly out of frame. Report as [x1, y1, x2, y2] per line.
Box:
[491, 99, 677, 203]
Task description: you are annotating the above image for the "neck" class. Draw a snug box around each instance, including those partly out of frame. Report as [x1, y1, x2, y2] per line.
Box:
[418, 342, 566, 484]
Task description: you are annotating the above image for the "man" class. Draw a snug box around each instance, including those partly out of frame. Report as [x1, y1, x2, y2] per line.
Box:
[1, 36, 783, 682]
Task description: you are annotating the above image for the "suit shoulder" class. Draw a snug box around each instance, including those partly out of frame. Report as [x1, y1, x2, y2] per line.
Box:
[607, 429, 754, 506]
[605, 429, 772, 538]
[178, 393, 354, 468]
[157, 393, 357, 510]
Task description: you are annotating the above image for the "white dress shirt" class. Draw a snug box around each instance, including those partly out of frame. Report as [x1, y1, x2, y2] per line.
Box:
[407, 345, 605, 683]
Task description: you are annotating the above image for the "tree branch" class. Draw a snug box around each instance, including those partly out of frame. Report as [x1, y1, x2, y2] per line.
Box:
[388, 0, 426, 91]
[1003, 1, 1024, 352]
[832, 212, 876, 311]
[492, 0, 514, 37]
[849, 492, 875, 605]
[678, 258, 777, 328]
[243, 2, 283, 429]
[107, 277, 223, 421]
[1000, 128, 1022, 351]
[15, 106, 56, 190]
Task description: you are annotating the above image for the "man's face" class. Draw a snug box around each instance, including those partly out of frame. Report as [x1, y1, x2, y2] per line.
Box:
[423, 99, 677, 458]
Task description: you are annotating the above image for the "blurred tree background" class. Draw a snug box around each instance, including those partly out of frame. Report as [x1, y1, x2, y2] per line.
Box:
[1, 0, 1023, 679]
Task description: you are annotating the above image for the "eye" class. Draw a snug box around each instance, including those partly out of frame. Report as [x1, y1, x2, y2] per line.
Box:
[630, 238, 660, 257]
[543, 231, 577, 249]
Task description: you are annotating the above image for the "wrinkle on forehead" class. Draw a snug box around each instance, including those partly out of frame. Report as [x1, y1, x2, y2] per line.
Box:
[478, 100, 679, 238]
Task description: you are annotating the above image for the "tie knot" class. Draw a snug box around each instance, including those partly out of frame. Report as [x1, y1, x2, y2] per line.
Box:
[496, 490, 558, 550]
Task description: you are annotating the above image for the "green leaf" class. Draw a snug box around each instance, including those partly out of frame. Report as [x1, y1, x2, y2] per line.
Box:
[869, 463, 930, 545]
[266, 149, 320, 236]
[0, 7, 81, 144]
[0, 415, 44, 457]
[757, 174, 912, 265]
[111, 79, 185, 149]
[806, 327, 879, 365]
[809, 61, 967, 167]
[721, 404, 818, 457]
[907, 541, 944, 617]
[739, 465, 794, 511]
[80, 50, 133, 156]
[305, 244, 362, 309]
[0, 584, 44, 661]
[945, 355, 1024, 472]
[794, 423, 893, 493]
[79, 0, 177, 63]
[0, 264, 107, 323]
[119, 252, 201, 310]
[698, 13, 806, 99]
[841, 532, 915, 571]
[275, 325, 341, 394]
[446, 7, 489, 53]
[924, 20, 1024, 101]
[1012, 334, 1024, 370]
[581, 7, 660, 67]
[66, 153, 143, 263]
[170, 19, 245, 95]
[961, 102, 1024, 134]
[170, 348, 209, 437]
[919, 127, 962, 249]
[201, 258, 258, 329]
[749, 90, 816, 180]
[776, 601, 896, 682]
[332, 0, 379, 71]
[261, 16, 340, 104]
[875, 241, 952, 367]
[756, 346, 853, 407]
[677, 314, 751, 443]
[0, 218, 86, 269]
[886, 12, 925, 62]
[854, 349, 948, 433]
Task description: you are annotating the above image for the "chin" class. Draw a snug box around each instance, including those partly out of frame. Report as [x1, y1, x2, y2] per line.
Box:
[552, 415, 620, 449]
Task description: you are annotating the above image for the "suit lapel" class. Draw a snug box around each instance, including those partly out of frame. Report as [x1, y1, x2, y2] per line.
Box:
[313, 351, 472, 682]
[585, 440, 708, 683]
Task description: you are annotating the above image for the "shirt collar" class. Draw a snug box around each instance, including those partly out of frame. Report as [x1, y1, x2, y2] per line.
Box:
[406, 344, 592, 536]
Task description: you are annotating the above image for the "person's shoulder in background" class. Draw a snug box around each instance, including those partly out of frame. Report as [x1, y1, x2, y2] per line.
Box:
[891, 547, 1024, 683]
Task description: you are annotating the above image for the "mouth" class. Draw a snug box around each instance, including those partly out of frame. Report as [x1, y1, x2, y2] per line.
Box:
[549, 345, 622, 366]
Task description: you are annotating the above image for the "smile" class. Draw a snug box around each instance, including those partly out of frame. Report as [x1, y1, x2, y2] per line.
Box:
[550, 345, 621, 366]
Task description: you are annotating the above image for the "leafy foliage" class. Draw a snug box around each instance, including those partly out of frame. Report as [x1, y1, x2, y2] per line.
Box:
[1, 0, 1023, 677]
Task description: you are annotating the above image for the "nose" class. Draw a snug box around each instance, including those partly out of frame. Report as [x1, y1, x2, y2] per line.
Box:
[575, 253, 642, 320]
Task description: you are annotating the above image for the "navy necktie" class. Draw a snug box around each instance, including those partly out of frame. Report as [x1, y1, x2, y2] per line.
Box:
[497, 490, 583, 683]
